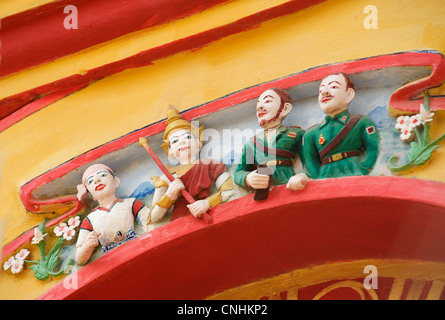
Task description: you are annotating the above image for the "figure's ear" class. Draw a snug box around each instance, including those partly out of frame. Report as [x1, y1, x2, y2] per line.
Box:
[114, 176, 121, 188]
[345, 88, 355, 105]
[280, 102, 293, 118]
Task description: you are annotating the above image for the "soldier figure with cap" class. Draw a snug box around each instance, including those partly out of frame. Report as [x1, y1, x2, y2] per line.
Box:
[234, 87, 306, 198]
[291, 72, 380, 189]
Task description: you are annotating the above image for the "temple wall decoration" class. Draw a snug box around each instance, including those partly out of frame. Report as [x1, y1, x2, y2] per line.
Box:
[1, 0, 445, 299]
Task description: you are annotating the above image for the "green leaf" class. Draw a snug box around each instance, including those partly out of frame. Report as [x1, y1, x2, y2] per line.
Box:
[47, 248, 61, 272]
[407, 141, 421, 162]
[30, 263, 49, 281]
[47, 237, 64, 259]
[46, 237, 64, 271]
[411, 145, 440, 166]
[39, 218, 47, 235]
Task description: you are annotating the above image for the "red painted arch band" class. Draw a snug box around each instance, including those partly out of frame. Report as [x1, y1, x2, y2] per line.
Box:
[0, 0, 231, 77]
[37, 177, 445, 300]
[0, 0, 327, 121]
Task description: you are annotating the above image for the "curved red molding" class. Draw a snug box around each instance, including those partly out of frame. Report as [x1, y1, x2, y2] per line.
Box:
[37, 176, 445, 300]
[0, 0, 327, 121]
[0, 0, 230, 78]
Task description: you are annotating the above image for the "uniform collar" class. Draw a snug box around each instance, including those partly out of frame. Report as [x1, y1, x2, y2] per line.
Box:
[262, 126, 287, 143]
[263, 125, 287, 135]
[320, 110, 351, 128]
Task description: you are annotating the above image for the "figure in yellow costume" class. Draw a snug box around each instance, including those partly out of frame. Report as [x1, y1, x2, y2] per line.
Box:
[149, 107, 235, 226]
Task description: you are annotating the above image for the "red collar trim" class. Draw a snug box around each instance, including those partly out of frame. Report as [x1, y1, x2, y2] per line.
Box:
[92, 198, 124, 212]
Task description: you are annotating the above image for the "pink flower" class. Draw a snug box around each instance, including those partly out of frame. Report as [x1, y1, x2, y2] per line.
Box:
[67, 216, 80, 228]
[54, 223, 68, 237]
[3, 256, 15, 270]
[10, 259, 24, 274]
[15, 249, 30, 261]
[63, 227, 76, 241]
[3, 256, 24, 274]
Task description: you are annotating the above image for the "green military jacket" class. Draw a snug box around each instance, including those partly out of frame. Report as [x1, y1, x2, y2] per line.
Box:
[234, 126, 305, 188]
[301, 110, 380, 179]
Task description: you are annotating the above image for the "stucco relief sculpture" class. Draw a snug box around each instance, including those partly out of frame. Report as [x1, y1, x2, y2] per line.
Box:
[75, 164, 151, 265]
[3, 217, 81, 280]
[145, 107, 234, 225]
[234, 88, 306, 200]
[292, 72, 380, 188]
[389, 91, 445, 172]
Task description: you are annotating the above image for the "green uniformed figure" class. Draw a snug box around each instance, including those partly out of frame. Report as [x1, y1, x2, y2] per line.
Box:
[234, 88, 306, 198]
[293, 72, 380, 188]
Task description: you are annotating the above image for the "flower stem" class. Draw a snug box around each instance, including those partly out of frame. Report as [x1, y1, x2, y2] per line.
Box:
[423, 91, 431, 144]
[413, 127, 423, 145]
[24, 260, 40, 264]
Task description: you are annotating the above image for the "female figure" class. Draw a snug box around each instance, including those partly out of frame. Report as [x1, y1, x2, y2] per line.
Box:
[75, 164, 150, 265]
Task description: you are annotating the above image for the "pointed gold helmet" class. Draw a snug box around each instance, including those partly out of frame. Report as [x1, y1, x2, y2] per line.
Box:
[160, 106, 205, 155]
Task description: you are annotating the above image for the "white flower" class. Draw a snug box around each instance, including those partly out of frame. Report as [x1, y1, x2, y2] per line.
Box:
[31, 227, 47, 244]
[419, 103, 434, 124]
[10, 258, 24, 274]
[54, 223, 68, 237]
[3, 256, 15, 270]
[63, 227, 76, 241]
[67, 216, 80, 228]
[15, 249, 30, 261]
[395, 115, 410, 131]
[408, 114, 422, 129]
[400, 128, 413, 141]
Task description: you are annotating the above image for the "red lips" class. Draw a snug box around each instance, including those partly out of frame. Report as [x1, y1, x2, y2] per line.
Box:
[258, 112, 267, 118]
[321, 96, 333, 103]
[179, 146, 190, 152]
[95, 184, 105, 191]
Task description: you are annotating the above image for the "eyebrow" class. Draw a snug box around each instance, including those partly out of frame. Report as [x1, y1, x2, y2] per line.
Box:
[328, 81, 341, 86]
[87, 170, 108, 180]
[258, 94, 275, 103]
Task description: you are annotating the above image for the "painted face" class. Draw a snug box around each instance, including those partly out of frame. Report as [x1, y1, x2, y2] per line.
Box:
[318, 74, 354, 116]
[168, 128, 201, 163]
[85, 169, 118, 199]
[256, 89, 283, 128]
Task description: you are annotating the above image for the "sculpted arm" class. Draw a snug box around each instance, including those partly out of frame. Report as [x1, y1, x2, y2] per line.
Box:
[234, 140, 270, 190]
[150, 175, 185, 223]
[188, 170, 235, 218]
[359, 118, 380, 174]
[75, 228, 100, 265]
[287, 128, 310, 191]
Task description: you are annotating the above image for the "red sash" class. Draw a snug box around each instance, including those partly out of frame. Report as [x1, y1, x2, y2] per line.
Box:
[171, 160, 227, 221]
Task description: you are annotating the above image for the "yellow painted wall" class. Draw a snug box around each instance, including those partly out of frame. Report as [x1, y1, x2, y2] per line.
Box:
[1, 0, 445, 299]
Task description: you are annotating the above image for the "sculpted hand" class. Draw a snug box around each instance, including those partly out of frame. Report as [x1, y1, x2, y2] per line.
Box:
[245, 170, 270, 190]
[85, 231, 101, 249]
[286, 173, 309, 191]
[166, 178, 185, 200]
[187, 200, 210, 218]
